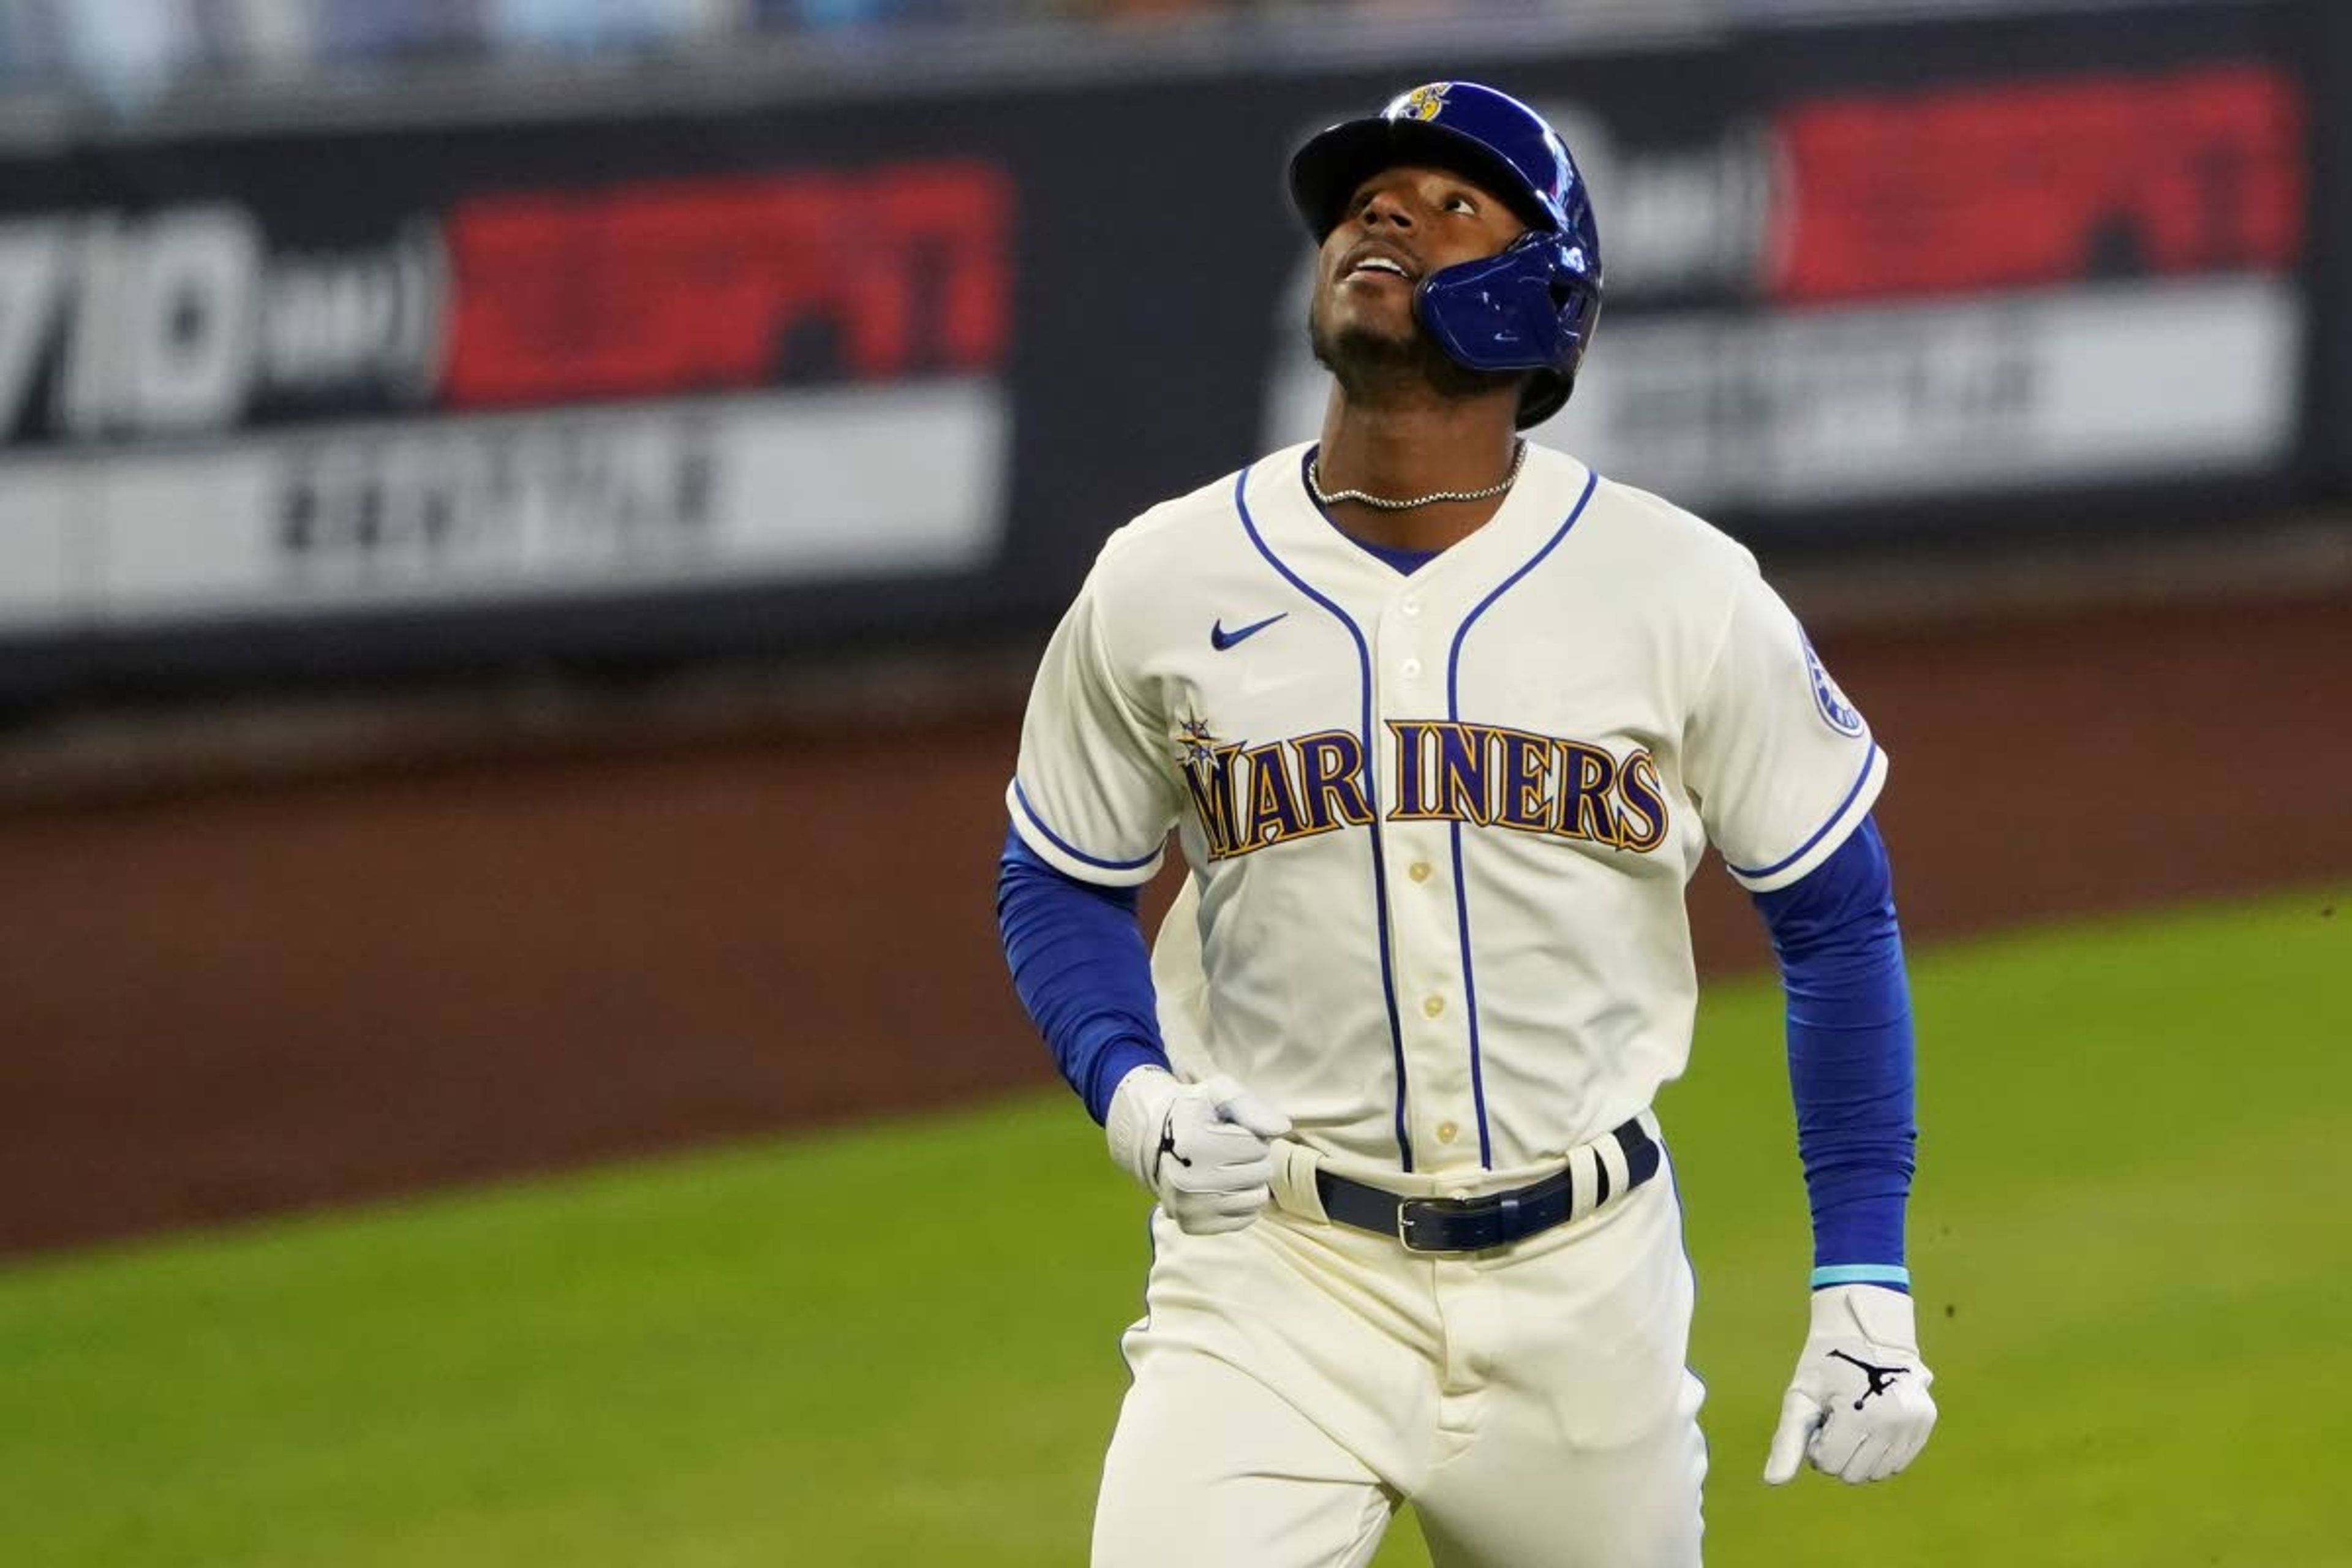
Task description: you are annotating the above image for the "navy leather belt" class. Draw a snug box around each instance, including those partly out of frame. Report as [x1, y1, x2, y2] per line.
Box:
[1314, 1117, 1660, 1255]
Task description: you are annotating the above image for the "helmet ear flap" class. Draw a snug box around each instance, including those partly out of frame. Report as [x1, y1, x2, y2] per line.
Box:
[1412, 231, 1601, 427]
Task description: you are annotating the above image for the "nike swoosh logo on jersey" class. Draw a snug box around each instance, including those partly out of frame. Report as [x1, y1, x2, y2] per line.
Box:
[1210, 612, 1287, 651]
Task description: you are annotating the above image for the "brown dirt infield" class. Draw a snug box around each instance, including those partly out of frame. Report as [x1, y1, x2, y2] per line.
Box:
[0, 595, 2345, 1257]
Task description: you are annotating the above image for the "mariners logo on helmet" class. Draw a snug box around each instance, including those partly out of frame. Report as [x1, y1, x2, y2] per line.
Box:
[1392, 83, 1450, 122]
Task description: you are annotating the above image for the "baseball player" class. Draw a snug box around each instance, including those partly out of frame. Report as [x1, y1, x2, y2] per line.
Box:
[995, 81, 1936, 1566]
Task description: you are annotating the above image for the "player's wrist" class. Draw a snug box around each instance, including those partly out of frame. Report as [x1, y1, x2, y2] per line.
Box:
[1088, 1038, 1172, 1125]
[1104, 1064, 1180, 1191]
[1808, 1282, 1919, 1349]
[1809, 1262, 1910, 1293]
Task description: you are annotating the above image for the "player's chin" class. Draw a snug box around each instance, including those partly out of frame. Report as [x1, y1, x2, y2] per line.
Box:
[1312, 308, 1420, 367]
[1327, 283, 1416, 335]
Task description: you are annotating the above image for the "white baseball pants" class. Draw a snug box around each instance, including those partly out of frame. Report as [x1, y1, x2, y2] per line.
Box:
[1091, 1159, 1706, 1567]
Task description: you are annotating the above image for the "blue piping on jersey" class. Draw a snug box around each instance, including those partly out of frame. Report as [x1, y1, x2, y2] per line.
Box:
[1232, 462, 1417, 1172]
[1725, 742, 1881, 883]
[1444, 824, 1486, 1166]
[1442, 466, 1600, 1169]
[1012, 779, 1162, 875]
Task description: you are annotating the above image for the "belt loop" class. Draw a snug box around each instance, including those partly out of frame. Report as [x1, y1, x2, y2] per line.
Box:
[1593, 1129, 1632, 1212]
[1268, 1139, 1329, 1224]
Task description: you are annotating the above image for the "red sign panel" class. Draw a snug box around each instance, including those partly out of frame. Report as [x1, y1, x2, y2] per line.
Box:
[1771, 64, 2304, 303]
[443, 160, 1014, 406]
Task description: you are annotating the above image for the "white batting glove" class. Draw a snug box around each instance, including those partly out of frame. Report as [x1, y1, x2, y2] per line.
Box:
[1105, 1066, 1292, 1236]
[1763, 1284, 1939, 1487]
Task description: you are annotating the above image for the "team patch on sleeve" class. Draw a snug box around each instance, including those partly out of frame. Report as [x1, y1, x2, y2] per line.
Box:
[1801, 632, 1867, 738]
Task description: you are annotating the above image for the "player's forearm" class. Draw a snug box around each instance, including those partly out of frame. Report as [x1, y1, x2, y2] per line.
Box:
[995, 824, 1169, 1123]
[1751, 815, 1918, 1288]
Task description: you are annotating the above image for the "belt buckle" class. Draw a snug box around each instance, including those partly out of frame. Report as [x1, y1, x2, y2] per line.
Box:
[1396, 1197, 1449, 1254]
[1397, 1195, 1497, 1254]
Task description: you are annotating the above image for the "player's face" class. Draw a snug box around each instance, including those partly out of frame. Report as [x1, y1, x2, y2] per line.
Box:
[1311, 163, 1528, 351]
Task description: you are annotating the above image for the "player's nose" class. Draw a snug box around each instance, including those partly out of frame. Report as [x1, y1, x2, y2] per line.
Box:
[1358, 184, 1418, 230]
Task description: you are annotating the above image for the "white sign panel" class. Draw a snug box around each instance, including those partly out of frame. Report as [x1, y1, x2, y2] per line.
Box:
[1553, 278, 2302, 508]
[1264, 274, 2301, 513]
[0, 380, 1008, 631]
[0, 467, 78, 630]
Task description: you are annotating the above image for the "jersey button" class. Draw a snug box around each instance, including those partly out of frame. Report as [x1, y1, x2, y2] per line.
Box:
[1437, 1121, 1459, 1144]
[1408, 861, 1432, 883]
[1422, 994, 1445, 1017]
[1401, 597, 1422, 617]
[1400, 658, 1423, 680]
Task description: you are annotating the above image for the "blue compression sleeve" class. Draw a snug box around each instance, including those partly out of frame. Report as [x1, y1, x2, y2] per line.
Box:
[1750, 813, 1917, 1290]
[994, 824, 1170, 1124]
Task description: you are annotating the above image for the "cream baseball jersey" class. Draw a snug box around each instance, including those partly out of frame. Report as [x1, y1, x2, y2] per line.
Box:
[1007, 440, 1884, 1174]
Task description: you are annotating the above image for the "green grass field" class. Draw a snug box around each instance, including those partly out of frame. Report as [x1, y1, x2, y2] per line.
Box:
[3, 888, 2346, 1566]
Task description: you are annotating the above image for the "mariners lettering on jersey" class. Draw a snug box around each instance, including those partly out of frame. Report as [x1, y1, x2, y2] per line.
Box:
[1178, 718, 1375, 859]
[1177, 715, 1667, 862]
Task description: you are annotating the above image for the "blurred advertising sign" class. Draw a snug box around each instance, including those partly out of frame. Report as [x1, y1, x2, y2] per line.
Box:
[0, 1, 2326, 692]
[0, 386, 1003, 625]
[1573, 281, 2296, 507]
[0, 160, 1012, 629]
[1267, 61, 2309, 508]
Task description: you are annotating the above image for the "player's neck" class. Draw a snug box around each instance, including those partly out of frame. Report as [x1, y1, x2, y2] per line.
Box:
[1314, 393, 1523, 553]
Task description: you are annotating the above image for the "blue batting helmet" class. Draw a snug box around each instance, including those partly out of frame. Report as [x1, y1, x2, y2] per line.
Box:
[1289, 81, 1603, 428]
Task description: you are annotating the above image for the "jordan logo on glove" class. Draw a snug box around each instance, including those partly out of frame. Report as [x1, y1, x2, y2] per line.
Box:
[1158, 1114, 1194, 1169]
[1826, 1349, 1907, 1409]
[1107, 1071, 1292, 1239]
